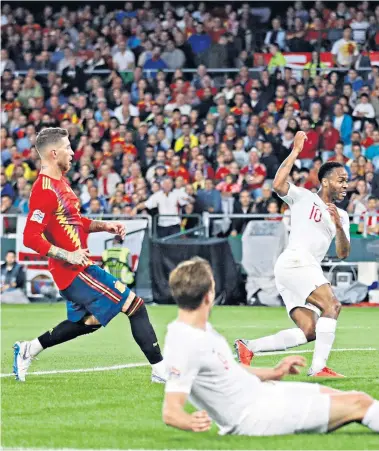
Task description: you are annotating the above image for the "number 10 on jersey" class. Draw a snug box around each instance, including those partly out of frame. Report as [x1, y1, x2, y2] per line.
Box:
[309, 205, 322, 223]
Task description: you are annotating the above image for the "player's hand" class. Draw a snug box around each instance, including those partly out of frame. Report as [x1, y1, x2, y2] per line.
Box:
[292, 131, 307, 155]
[274, 355, 306, 379]
[190, 410, 212, 432]
[67, 248, 91, 266]
[326, 203, 342, 228]
[105, 222, 127, 239]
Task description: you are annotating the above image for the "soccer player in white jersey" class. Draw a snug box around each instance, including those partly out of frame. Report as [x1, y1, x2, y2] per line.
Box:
[162, 257, 379, 436]
[235, 131, 350, 377]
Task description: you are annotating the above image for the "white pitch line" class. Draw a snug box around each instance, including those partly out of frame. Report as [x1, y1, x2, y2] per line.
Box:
[254, 347, 377, 356]
[215, 325, 376, 330]
[1, 362, 148, 378]
[1, 348, 376, 379]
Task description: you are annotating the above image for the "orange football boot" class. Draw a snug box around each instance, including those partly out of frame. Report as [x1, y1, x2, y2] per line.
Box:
[234, 339, 254, 366]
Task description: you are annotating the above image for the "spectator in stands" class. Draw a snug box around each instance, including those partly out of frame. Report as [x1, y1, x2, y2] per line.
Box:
[1, 250, 26, 295]
[348, 179, 371, 224]
[260, 141, 280, 180]
[97, 163, 122, 200]
[187, 22, 212, 58]
[143, 46, 168, 73]
[350, 10, 370, 45]
[352, 94, 376, 131]
[81, 186, 108, 213]
[359, 196, 379, 235]
[1, 194, 19, 233]
[299, 117, 319, 167]
[331, 26, 359, 68]
[365, 130, 379, 161]
[87, 198, 105, 215]
[266, 198, 282, 221]
[267, 43, 286, 73]
[345, 69, 364, 93]
[134, 177, 191, 238]
[319, 116, 340, 159]
[333, 103, 353, 145]
[230, 190, 254, 236]
[1, 171, 15, 199]
[162, 40, 186, 70]
[1, 49, 16, 75]
[264, 17, 286, 51]
[196, 178, 222, 214]
[240, 150, 267, 198]
[112, 39, 135, 71]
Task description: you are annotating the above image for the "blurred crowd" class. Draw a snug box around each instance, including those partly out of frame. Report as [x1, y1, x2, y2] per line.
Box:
[1, 1, 379, 236]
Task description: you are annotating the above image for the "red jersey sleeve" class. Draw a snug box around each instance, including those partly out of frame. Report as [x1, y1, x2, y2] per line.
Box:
[23, 185, 58, 256]
[81, 216, 93, 234]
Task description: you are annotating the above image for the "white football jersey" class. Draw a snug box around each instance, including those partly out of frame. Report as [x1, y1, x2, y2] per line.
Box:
[164, 321, 261, 434]
[279, 184, 350, 264]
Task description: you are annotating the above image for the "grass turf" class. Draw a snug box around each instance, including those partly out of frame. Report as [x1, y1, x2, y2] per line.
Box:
[1, 304, 379, 450]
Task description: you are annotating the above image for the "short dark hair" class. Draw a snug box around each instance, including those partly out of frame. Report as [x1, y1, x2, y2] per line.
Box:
[6, 250, 16, 256]
[36, 127, 68, 156]
[318, 162, 344, 183]
[169, 257, 213, 311]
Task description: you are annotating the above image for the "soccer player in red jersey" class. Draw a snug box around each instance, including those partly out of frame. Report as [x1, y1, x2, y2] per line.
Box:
[13, 128, 166, 383]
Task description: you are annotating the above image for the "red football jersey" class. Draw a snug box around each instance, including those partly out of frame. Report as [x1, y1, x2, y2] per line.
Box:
[23, 174, 93, 290]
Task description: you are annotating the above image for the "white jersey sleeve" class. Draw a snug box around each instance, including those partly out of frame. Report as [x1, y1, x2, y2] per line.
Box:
[144, 192, 159, 210]
[164, 332, 201, 394]
[278, 183, 310, 206]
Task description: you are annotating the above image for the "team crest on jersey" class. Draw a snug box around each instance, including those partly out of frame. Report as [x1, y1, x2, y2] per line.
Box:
[30, 209, 45, 224]
[114, 281, 126, 293]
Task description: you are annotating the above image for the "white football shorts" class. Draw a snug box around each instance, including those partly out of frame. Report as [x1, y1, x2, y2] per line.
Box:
[274, 249, 330, 316]
[230, 381, 330, 436]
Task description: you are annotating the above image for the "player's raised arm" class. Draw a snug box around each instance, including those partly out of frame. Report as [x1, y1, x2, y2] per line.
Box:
[272, 131, 307, 197]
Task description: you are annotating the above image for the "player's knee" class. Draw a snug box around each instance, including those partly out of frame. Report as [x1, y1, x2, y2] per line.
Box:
[81, 316, 101, 333]
[302, 324, 316, 342]
[322, 298, 342, 318]
[353, 393, 374, 417]
[84, 315, 101, 326]
[124, 295, 145, 317]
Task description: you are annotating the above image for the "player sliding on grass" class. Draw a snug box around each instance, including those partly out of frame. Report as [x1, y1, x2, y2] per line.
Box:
[13, 127, 166, 383]
[163, 258, 379, 436]
[235, 131, 350, 377]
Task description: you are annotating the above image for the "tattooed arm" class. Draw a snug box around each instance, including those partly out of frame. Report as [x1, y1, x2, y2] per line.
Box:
[88, 220, 109, 233]
[82, 218, 127, 239]
[47, 245, 91, 265]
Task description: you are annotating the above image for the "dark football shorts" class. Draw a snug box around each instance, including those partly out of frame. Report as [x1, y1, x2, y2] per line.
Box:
[61, 265, 131, 326]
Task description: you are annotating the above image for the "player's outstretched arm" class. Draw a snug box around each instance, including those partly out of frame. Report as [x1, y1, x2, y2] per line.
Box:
[272, 131, 307, 197]
[163, 392, 212, 432]
[241, 356, 306, 381]
[84, 219, 126, 239]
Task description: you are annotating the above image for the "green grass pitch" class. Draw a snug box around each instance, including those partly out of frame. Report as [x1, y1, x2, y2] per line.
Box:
[1, 304, 379, 450]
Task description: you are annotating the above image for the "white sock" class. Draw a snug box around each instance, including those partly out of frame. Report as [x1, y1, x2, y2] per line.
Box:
[29, 338, 44, 357]
[246, 328, 308, 352]
[362, 400, 379, 432]
[310, 317, 337, 373]
[152, 359, 166, 374]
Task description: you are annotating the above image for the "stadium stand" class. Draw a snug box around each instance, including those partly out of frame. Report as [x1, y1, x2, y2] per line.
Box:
[1, 1, 379, 237]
